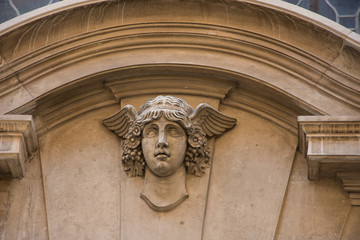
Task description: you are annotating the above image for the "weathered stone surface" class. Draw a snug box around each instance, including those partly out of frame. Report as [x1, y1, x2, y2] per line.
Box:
[1, 0, 359, 118]
[39, 107, 122, 240]
[0, 155, 48, 240]
[0, 115, 38, 178]
[298, 116, 360, 179]
[0, 180, 10, 238]
[202, 105, 297, 239]
[0, 0, 359, 239]
[275, 152, 349, 240]
[341, 206, 360, 240]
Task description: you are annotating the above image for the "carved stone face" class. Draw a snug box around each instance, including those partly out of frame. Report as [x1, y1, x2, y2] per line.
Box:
[141, 116, 187, 177]
[104, 95, 236, 211]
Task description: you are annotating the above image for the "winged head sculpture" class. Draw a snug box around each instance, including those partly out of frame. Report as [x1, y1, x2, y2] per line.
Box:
[103, 95, 236, 211]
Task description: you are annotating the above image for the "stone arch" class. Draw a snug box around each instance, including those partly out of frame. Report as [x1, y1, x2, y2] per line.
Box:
[0, 0, 359, 136]
[1, 1, 360, 239]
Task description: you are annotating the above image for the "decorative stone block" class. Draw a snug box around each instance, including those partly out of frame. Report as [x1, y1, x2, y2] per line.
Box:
[0, 115, 38, 178]
[337, 172, 360, 206]
[298, 116, 360, 180]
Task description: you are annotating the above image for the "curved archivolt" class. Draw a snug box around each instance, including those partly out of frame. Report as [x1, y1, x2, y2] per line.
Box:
[0, 0, 359, 135]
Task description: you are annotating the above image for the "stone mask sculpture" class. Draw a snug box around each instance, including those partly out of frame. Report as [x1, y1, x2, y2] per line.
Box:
[104, 96, 236, 211]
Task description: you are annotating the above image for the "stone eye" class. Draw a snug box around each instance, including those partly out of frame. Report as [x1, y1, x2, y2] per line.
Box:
[145, 128, 157, 137]
[168, 127, 183, 137]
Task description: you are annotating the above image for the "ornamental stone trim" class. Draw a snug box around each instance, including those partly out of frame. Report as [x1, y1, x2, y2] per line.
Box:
[0, 115, 38, 178]
[298, 116, 360, 181]
[298, 115, 360, 208]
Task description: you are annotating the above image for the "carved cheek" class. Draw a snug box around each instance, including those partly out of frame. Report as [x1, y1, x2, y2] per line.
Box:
[168, 135, 187, 163]
[141, 137, 156, 161]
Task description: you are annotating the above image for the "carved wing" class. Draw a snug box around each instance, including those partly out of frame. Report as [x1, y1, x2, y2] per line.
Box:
[190, 103, 236, 137]
[103, 105, 137, 137]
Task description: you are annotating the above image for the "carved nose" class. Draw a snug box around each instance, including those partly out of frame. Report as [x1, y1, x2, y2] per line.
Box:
[156, 131, 168, 148]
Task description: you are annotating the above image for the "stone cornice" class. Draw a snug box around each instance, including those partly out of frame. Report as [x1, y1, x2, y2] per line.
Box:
[298, 116, 360, 205]
[299, 116, 360, 179]
[0, 115, 38, 178]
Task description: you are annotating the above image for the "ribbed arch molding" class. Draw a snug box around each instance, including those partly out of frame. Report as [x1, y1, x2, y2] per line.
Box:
[0, 0, 359, 135]
[9, 64, 308, 135]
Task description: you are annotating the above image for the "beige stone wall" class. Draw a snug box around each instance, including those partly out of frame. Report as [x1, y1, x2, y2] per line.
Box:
[203, 104, 297, 239]
[276, 152, 350, 240]
[37, 100, 300, 239]
[0, 155, 48, 239]
[0, 104, 354, 239]
[2, 99, 346, 240]
[0, 0, 359, 239]
[39, 107, 122, 240]
[0, 97, 339, 239]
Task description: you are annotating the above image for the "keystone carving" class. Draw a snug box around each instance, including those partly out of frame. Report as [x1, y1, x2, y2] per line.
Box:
[104, 95, 236, 211]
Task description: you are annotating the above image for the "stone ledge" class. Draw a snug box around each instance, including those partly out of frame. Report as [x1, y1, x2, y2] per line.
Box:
[0, 115, 38, 178]
[298, 116, 360, 180]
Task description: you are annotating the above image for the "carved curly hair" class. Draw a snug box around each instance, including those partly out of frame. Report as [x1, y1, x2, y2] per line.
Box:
[121, 96, 210, 177]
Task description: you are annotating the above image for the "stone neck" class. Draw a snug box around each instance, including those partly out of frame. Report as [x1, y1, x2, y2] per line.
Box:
[140, 165, 188, 212]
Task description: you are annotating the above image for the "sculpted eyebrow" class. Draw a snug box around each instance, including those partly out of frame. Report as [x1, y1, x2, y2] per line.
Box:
[146, 124, 157, 129]
[167, 123, 180, 128]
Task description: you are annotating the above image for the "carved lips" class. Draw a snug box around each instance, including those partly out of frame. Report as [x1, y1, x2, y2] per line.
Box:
[154, 151, 171, 161]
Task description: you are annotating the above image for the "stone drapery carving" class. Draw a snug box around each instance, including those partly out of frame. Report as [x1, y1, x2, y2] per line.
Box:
[104, 96, 236, 211]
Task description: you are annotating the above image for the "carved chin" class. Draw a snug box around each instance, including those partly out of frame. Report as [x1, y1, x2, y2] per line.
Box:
[152, 162, 171, 176]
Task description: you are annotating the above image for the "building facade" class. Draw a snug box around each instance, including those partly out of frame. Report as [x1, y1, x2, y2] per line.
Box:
[0, 0, 360, 239]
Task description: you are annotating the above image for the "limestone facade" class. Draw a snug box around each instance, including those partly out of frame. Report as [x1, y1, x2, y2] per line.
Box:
[0, 0, 359, 239]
